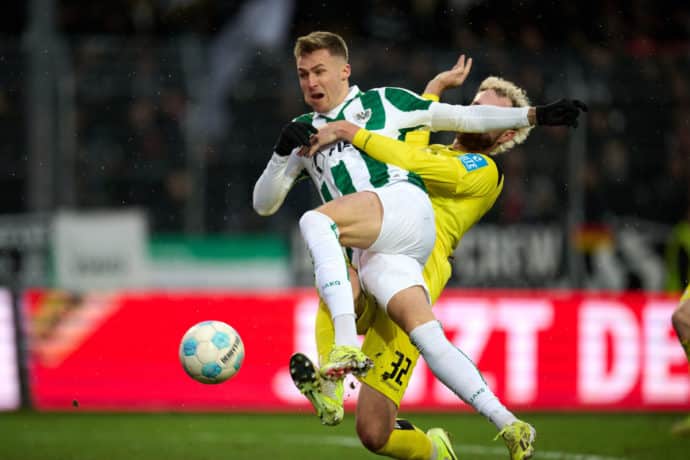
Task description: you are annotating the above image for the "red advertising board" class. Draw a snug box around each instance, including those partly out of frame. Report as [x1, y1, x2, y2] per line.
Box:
[24, 289, 690, 411]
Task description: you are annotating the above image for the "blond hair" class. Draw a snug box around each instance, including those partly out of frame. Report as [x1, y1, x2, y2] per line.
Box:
[293, 31, 349, 61]
[478, 76, 533, 155]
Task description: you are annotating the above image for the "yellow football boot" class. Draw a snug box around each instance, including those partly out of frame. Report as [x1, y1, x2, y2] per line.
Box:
[495, 420, 536, 460]
[427, 428, 458, 460]
[319, 345, 373, 381]
[289, 353, 344, 426]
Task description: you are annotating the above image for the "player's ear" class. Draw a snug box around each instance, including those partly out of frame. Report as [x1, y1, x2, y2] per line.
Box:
[498, 129, 515, 144]
[342, 63, 351, 81]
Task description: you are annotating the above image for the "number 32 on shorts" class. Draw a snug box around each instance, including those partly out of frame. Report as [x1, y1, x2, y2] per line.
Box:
[382, 350, 412, 386]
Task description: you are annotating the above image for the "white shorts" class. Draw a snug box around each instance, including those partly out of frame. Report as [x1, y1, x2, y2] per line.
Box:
[353, 182, 435, 309]
[368, 182, 435, 264]
[357, 251, 429, 310]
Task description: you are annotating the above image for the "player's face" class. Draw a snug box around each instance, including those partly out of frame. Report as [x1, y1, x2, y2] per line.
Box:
[454, 89, 514, 152]
[296, 49, 351, 113]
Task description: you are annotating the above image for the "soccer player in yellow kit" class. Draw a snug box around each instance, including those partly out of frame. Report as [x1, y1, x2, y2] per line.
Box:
[671, 284, 690, 435]
[290, 64, 558, 460]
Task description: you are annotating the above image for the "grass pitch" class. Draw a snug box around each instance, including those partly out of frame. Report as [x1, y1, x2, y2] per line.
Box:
[1, 411, 689, 460]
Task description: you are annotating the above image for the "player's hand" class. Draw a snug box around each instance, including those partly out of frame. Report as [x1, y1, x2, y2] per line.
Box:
[535, 99, 588, 128]
[274, 121, 317, 156]
[423, 54, 473, 97]
[299, 123, 341, 157]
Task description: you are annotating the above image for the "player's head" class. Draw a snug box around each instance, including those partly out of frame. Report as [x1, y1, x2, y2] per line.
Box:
[294, 31, 351, 114]
[454, 76, 533, 155]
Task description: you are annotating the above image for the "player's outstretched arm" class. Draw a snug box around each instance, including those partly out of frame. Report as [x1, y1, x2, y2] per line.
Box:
[429, 98, 587, 133]
[421, 55, 586, 129]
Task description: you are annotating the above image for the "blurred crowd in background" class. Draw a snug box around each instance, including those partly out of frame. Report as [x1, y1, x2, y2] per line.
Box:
[0, 0, 688, 236]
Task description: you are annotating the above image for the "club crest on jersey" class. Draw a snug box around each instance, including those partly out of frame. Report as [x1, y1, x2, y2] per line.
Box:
[354, 108, 372, 123]
[458, 153, 488, 171]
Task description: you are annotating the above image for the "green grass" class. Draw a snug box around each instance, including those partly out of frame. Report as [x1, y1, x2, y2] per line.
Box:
[1, 411, 689, 459]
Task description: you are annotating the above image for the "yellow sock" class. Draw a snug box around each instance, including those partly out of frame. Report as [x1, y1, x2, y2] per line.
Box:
[315, 299, 336, 365]
[376, 419, 434, 460]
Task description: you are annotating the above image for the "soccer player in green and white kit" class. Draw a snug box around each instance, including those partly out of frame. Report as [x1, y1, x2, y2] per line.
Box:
[254, 30, 586, 460]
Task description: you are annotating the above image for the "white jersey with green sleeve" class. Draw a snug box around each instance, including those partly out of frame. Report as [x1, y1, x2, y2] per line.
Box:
[290, 84, 530, 203]
[292, 85, 434, 202]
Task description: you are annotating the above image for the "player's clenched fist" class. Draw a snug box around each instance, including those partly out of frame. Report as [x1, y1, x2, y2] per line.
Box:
[535, 99, 588, 128]
[274, 121, 317, 156]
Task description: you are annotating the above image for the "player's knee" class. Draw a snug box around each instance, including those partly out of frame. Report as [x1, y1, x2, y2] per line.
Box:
[299, 210, 337, 241]
[672, 300, 690, 332]
[299, 210, 321, 234]
[356, 418, 391, 453]
[387, 287, 435, 334]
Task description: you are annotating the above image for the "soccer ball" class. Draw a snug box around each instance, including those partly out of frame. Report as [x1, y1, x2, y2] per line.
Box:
[179, 320, 244, 384]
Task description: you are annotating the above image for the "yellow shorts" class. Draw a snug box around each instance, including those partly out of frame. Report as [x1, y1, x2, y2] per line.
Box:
[358, 238, 451, 407]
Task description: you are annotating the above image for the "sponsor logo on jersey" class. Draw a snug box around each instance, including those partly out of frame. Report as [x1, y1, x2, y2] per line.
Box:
[458, 153, 488, 171]
[354, 108, 372, 123]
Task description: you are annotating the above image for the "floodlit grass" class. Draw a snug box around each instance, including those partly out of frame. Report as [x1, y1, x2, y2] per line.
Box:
[1, 411, 689, 459]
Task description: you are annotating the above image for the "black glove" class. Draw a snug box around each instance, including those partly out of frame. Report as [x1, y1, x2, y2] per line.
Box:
[274, 122, 317, 156]
[535, 99, 588, 128]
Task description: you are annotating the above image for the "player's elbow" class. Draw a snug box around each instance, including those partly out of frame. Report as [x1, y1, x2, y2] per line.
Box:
[254, 207, 274, 217]
[252, 190, 277, 216]
[252, 198, 276, 216]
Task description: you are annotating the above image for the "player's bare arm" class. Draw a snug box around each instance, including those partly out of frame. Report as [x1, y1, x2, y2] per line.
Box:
[423, 54, 473, 97]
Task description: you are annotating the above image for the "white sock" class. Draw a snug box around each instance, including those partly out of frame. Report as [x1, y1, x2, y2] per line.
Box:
[410, 320, 517, 430]
[333, 314, 358, 348]
[299, 210, 358, 347]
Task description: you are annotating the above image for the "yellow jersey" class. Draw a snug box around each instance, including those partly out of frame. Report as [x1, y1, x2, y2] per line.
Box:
[351, 129, 504, 300]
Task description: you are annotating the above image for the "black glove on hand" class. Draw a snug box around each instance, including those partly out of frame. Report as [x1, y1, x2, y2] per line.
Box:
[274, 122, 317, 156]
[535, 99, 588, 128]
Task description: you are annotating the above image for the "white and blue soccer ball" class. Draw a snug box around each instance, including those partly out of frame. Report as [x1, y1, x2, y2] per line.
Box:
[179, 320, 244, 384]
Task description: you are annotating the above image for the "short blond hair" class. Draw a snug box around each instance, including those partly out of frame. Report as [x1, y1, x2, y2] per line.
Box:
[478, 76, 533, 155]
[293, 31, 349, 61]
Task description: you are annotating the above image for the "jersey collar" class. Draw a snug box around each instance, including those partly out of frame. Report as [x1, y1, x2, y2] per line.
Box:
[316, 85, 363, 121]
